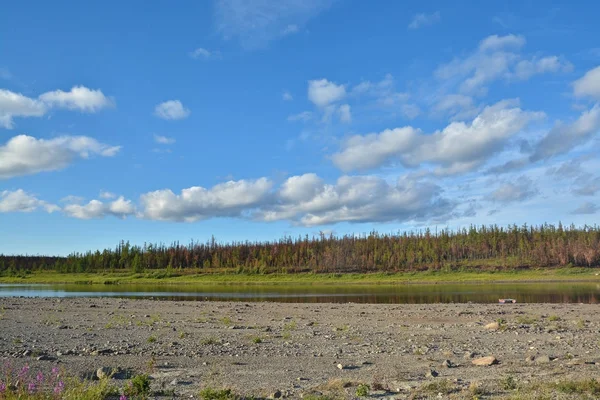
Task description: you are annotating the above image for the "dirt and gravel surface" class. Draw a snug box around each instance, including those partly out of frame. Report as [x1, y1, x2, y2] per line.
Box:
[1, 297, 599, 399]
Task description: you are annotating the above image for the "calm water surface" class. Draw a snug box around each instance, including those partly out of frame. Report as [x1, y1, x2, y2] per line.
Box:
[0, 282, 599, 303]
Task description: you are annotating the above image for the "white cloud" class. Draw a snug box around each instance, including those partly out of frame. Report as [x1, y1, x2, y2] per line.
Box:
[489, 176, 538, 203]
[0, 189, 59, 213]
[530, 104, 600, 161]
[337, 104, 351, 123]
[282, 91, 293, 101]
[189, 47, 220, 59]
[215, 0, 333, 49]
[513, 56, 572, 80]
[401, 104, 421, 120]
[99, 191, 116, 199]
[308, 79, 346, 108]
[433, 94, 480, 120]
[38, 86, 113, 112]
[435, 34, 568, 95]
[153, 134, 176, 144]
[573, 66, 600, 99]
[0, 135, 121, 179]
[1, 85, 112, 129]
[287, 111, 313, 122]
[140, 178, 273, 222]
[63, 196, 136, 219]
[408, 11, 441, 29]
[0, 89, 47, 129]
[571, 201, 598, 215]
[154, 100, 190, 120]
[256, 174, 454, 226]
[332, 100, 543, 173]
[478, 34, 525, 52]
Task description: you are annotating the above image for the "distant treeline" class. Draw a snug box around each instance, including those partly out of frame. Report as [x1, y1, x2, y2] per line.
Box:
[1, 223, 599, 275]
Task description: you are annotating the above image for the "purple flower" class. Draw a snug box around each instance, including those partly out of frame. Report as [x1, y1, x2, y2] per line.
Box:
[28, 382, 36, 393]
[19, 364, 30, 378]
[52, 366, 59, 376]
[120, 395, 127, 400]
[54, 380, 64, 394]
[0, 382, 6, 392]
[37, 371, 44, 382]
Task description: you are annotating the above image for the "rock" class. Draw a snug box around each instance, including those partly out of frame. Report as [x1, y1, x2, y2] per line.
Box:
[535, 355, 551, 364]
[22, 350, 32, 356]
[426, 369, 439, 378]
[170, 379, 179, 385]
[96, 367, 112, 379]
[525, 355, 535, 363]
[336, 363, 344, 370]
[464, 351, 475, 359]
[441, 360, 455, 368]
[471, 356, 498, 366]
[36, 355, 56, 361]
[269, 390, 282, 399]
[484, 322, 500, 330]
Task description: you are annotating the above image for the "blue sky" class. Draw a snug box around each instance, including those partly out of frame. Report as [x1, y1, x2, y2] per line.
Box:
[1, 0, 600, 255]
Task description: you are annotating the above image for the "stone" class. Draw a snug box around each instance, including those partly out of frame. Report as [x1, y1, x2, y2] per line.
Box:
[336, 363, 344, 370]
[535, 355, 551, 364]
[525, 355, 535, 363]
[471, 356, 498, 366]
[170, 379, 179, 385]
[484, 322, 500, 330]
[426, 369, 439, 378]
[96, 367, 112, 380]
[269, 390, 282, 399]
[22, 350, 32, 356]
[441, 360, 455, 368]
[464, 351, 475, 359]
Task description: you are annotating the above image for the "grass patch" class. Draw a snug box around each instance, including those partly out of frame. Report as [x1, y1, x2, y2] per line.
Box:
[147, 335, 157, 343]
[199, 387, 238, 400]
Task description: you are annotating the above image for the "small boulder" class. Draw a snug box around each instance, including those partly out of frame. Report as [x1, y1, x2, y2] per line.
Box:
[336, 363, 345, 370]
[96, 367, 112, 380]
[471, 356, 498, 366]
[535, 355, 551, 364]
[426, 369, 439, 378]
[269, 390, 282, 399]
[484, 322, 500, 330]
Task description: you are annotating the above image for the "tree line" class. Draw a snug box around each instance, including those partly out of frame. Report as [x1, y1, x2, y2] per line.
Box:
[1, 223, 599, 275]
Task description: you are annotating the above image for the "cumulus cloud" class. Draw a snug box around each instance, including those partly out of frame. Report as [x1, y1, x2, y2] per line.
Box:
[154, 100, 190, 120]
[99, 191, 116, 199]
[308, 79, 346, 108]
[432, 94, 480, 120]
[0, 135, 121, 179]
[571, 202, 598, 215]
[63, 196, 135, 219]
[408, 11, 441, 29]
[140, 178, 274, 222]
[215, 0, 333, 49]
[573, 65, 600, 100]
[0, 189, 59, 213]
[435, 34, 569, 95]
[256, 174, 454, 226]
[513, 56, 572, 80]
[0, 89, 47, 129]
[153, 134, 176, 144]
[489, 176, 538, 203]
[38, 86, 113, 112]
[530, 104, 600, 161]
[331, 100, 543, 174]
[0, 86, 112, 129]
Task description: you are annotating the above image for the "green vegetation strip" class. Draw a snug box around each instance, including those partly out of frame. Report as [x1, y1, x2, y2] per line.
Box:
[0, 267, 598, 285]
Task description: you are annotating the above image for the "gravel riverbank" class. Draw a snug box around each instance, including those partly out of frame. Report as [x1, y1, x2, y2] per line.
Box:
[1, 297, 599, 399]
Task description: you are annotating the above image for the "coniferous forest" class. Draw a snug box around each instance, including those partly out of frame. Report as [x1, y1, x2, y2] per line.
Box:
[1, 223, 599, 275]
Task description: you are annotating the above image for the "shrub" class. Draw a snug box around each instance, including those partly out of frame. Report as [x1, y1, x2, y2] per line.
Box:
[199, 387, 237, 400]
[356, 383, 369, 397]
[125, 374, 151, 398]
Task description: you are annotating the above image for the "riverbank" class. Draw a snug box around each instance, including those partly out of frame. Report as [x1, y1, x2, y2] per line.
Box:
[1, 267, 599, 286]
[1, 298, 599, 399]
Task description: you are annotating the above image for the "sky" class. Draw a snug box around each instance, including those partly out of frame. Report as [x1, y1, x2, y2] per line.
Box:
[1, 0, 600, 255]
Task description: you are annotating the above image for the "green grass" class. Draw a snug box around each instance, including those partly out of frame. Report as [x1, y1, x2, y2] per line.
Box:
[1, 266, 599, 286]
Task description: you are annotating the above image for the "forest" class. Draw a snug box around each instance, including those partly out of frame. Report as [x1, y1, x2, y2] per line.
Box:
[1, 223, 599, 275]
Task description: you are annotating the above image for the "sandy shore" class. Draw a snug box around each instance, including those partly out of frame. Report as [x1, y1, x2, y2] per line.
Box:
[1, 297, 599, 399]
